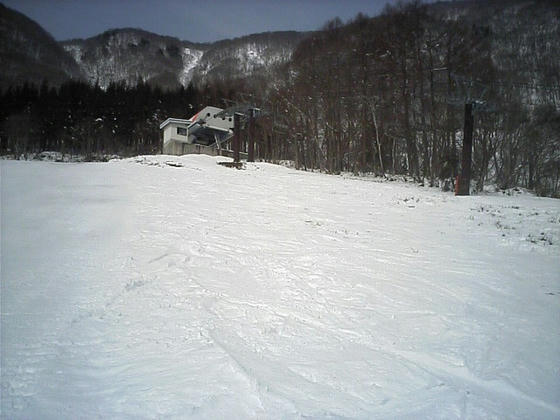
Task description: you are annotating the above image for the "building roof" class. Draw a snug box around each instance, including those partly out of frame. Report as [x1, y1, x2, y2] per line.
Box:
[159, 118, 192, 130]
[189, 106, 224, 122]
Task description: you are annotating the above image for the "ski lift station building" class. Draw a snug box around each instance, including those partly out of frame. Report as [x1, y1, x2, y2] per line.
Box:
[160, 106, 235, 155]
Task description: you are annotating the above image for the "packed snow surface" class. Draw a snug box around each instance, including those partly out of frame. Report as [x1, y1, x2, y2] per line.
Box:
[2, 155, 559, 419]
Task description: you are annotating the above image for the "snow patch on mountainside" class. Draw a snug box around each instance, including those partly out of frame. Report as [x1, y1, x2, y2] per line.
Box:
[235, 42, 292, 73]
[179, 47, 203, 86]
[194, 41, 294, 81]
[63, 44, 83, 64]
[62, 31, 184, 89]
[64, 41, 128, 88]
[242, 43, 267, 68]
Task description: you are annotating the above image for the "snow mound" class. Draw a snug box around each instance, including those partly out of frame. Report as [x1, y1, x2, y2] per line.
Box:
[127, 154, 232, 168]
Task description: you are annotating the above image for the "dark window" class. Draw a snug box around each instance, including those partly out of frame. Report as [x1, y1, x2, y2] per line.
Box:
[177, 127, 187, 136]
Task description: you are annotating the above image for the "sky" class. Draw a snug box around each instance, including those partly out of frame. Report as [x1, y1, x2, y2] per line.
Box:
[3, 0, 398, 43]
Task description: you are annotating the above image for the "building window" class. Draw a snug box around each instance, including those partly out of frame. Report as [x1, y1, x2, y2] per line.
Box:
[177, 127, 187, 136]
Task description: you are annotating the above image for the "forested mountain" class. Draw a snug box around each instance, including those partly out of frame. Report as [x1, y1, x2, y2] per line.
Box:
[190, 31, 308, 86]
[0, 3, 83, 90]
[254, 0, 560, 196]
[0, 3, 305, 90]
[61, 29, 205, 90]
[430, 0, 559, 101]
[62, 29, 306, 89]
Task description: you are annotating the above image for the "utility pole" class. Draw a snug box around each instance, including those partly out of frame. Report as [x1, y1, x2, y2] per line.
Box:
[448, 73, 495, 196]
[215, 104, 264, 167]
[247, 108, 255, 162]
[233, 112, 242, 163]
[457, 102, 474, 195]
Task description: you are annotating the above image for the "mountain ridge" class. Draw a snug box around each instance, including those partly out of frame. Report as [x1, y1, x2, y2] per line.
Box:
[0, 1, 309, 91]
[0, 2, 84, 89]
[60, 28, 308, 89]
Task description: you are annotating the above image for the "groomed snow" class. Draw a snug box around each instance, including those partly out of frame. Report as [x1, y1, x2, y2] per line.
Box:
[1, 155, 559, 419]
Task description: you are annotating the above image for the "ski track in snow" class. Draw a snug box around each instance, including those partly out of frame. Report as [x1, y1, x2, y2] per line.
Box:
[1, 156, 559, 419]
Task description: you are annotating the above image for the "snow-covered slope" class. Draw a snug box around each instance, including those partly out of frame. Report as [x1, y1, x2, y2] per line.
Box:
[2, 156, 559, 418]
[61, 29, 202, 90]
[60, 29, 303, 89]
[191, 32, 305, 84]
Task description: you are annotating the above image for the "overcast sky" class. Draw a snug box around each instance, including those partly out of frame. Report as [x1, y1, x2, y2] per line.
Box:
[3, 0, 398, 43]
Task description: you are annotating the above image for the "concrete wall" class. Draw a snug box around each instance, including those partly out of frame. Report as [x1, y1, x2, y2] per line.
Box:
[163, 141, 219, 156]
[163, 123, 189, 147]
[163, 125, 172, 145]
[163, 140, 184, 155]
[182, 143, 219, 156]
[163, 140, 248, 160]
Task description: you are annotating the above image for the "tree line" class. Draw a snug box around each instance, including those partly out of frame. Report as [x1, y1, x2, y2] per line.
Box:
[0, 79, 235, 159]
[248, 1, 559, 197]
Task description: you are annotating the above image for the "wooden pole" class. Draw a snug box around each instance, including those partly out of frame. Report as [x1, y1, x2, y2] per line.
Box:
[247, 109, 255, 162]
[457, 102, 473, 195]
[233, 112, 241, 163]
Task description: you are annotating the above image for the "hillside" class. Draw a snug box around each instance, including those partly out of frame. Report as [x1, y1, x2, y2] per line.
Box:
[281, 0, 560, 195]
[0, 4, 306, 91]
[61, 29, 206, 90]
[2, 0, 557, 93]
[190, 31, 308, 85]
[2, 155, 559, 417]
[0, 3, 83, 90]
[429, 0, 560, 99]
[61, 29, 307, 89]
